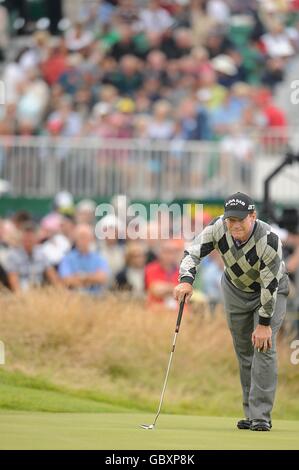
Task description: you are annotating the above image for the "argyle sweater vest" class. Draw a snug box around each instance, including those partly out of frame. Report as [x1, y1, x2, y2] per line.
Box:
[179, 217, 286, 325]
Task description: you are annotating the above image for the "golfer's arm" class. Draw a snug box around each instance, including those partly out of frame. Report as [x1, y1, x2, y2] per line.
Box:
[7, 272, 21, 292]
[179, 225, 215, 285]
[258, 237, 282, 326]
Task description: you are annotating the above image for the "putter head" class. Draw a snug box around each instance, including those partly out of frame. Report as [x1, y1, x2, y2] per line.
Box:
[140, 424, 155, 430]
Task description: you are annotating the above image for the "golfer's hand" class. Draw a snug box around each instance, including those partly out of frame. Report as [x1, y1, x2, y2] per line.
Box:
[252, 325, 272, 352]
[174, 283, 193, 303]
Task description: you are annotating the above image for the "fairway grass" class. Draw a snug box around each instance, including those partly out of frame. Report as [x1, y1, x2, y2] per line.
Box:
[0, 412, 298, 450]
[1, 293, 298, 450]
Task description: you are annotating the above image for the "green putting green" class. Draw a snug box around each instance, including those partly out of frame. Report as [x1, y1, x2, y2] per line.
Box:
[0, 412, 298, 450]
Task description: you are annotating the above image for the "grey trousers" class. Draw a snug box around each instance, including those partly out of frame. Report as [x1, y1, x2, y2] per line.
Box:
[221, 272, 289, 422]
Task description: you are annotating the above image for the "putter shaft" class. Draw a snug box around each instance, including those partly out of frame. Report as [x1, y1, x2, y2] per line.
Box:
[141, 296, 186, 430]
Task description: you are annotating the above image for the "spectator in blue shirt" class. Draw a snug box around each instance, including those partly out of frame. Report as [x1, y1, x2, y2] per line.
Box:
[177, 98, 212, 141]
[59, 224, 110, 295]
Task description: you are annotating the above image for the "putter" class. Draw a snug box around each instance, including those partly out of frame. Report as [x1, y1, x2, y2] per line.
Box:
[140, 295, 186, 430]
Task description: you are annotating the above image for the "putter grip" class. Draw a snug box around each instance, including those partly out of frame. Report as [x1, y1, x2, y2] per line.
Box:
[176, 295, 186, 332]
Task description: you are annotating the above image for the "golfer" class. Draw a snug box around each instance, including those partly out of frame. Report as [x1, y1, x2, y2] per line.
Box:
[174, 192, 289, 431]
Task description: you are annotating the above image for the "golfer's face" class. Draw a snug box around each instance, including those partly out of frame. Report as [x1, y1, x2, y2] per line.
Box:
[226, 214, 255, 241]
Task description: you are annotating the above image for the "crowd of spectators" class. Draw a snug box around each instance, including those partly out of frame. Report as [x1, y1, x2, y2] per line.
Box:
[1, 0, 298, 144]
[0, 191, 224, 312]
[0, 191, 299, 336]
[0, 1, 299, 334]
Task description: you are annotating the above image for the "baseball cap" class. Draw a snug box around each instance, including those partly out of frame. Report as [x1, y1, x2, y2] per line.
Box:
[223, 192, 255, 220]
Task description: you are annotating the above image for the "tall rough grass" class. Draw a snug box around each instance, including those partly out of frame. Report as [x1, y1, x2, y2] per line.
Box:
[0, 289, 298, 418]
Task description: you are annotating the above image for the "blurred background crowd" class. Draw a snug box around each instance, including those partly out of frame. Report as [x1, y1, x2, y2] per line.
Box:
[0, 191, 299, 338]
[1, 0, 299, 141]
[0, 192, 213, 306]
[0, 0, 299, 337]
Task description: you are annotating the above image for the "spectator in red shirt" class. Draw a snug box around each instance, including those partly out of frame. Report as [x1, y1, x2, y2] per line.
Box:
[145, 239, 183, 309]
[253, 87, 287, 147]
[41, 38, 68, 86]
